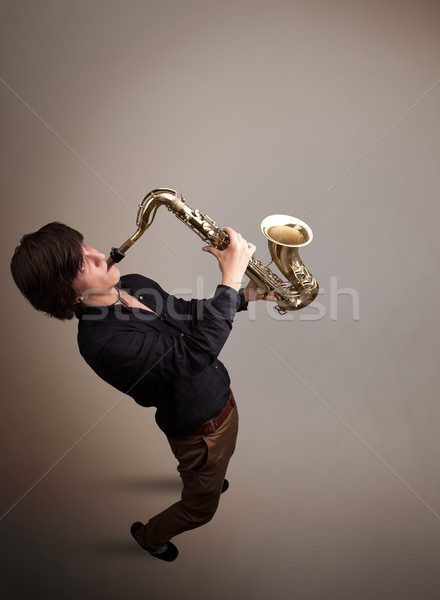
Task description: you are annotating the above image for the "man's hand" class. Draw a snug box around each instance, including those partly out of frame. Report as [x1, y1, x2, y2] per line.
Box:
[202, 227, 256, 291]
[243, 279, 277, 302]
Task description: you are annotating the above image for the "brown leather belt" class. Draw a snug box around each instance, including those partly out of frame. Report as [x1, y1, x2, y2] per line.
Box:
[190, 389, 236, 436]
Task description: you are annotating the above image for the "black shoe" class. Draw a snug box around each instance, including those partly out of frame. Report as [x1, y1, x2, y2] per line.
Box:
[130, 522, 178, 562]
[221, 479, 229, 493]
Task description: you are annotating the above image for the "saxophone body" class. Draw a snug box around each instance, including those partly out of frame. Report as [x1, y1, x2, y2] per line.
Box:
[108, 188, 319, 313]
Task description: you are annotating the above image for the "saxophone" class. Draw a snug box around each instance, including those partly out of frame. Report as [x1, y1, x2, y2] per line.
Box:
[107, 188, 318, 313]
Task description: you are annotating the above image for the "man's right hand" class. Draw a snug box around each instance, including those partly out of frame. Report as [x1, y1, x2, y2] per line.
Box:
[202, 227, 256, 291]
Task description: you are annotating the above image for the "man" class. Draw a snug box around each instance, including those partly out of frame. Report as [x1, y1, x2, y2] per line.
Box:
[11, 221, 274, 561]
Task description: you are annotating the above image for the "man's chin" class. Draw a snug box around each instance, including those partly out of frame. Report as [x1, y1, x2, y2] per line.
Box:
[107, 265, 121, 284]
[108, 264, 120, 276]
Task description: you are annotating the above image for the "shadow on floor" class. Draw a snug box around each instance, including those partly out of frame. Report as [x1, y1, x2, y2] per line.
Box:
[86, 538, 149, 557]
[105, 475, 182, 493]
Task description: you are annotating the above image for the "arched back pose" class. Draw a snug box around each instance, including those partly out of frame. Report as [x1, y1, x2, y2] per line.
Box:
[11, 221, 274, 561]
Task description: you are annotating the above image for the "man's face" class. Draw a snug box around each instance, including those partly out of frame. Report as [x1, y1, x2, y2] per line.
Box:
[72, 244, 121, 298]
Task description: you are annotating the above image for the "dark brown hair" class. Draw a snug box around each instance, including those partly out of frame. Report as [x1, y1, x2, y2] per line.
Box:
[11, 222, 84, 320]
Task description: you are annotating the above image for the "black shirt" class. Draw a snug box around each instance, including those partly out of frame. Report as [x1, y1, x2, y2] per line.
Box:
[76, 274, 248, 437]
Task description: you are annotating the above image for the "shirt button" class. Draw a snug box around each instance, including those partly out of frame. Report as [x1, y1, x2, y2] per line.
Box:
[215, 365, 218, 369]
[180, 333, 184, 337]
[139, 296, 143, 300]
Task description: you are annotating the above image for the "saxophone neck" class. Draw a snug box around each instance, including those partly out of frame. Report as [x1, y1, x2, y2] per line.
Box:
[107, 188, 185, 266]
[133, 188, 185, 243]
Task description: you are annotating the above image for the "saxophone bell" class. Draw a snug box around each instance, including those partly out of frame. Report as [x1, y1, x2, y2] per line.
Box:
[261, 214, 313, 248]
[260, 215, 319, 312]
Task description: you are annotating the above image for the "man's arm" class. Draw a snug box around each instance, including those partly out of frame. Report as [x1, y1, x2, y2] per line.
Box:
[95, 284, 242, 383]
[95, 228, 255, 385]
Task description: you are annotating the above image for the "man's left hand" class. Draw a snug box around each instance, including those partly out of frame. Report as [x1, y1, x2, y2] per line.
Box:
[243, 280, 277, 302]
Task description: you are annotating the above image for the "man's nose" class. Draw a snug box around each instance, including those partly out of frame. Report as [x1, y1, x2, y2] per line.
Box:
[86, 248, 106, 260]
[87, 248, 107, 263]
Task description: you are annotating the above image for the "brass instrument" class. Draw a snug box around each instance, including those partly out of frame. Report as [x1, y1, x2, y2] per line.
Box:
[107, 188, 318, 313]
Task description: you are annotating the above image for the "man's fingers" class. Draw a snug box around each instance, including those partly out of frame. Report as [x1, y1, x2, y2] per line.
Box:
[224, 226, 237, 241]
[225, 227, 247, 246]
[202, 246, 219, 256]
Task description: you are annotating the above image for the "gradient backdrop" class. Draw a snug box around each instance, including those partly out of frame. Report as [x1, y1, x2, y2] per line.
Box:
[1, 1, 440, 598]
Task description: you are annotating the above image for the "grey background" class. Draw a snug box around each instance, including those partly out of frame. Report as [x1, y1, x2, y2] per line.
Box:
[1, 1, 440, 598]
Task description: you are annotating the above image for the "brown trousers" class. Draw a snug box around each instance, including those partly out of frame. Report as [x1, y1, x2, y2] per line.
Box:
[136, 402, 239, 550]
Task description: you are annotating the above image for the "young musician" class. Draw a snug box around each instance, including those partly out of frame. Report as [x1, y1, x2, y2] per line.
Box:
[11, 221, 274, 561]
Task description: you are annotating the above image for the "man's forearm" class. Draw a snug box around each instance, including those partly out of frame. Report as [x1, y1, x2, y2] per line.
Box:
[221, 277, 243, 292]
